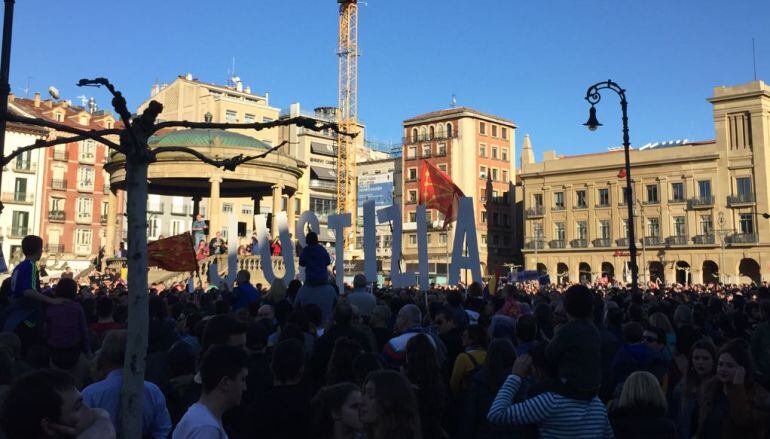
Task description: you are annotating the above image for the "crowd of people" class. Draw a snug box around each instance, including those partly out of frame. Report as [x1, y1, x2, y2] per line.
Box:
[0, 233, 769, 438]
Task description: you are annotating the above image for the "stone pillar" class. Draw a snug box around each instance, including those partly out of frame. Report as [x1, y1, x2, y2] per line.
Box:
[209, 176, 223, 237]
[288, 192, 297, 238]
[252, 196, 261, 216]
[105, 190, 118, 257]
[271, 184, 283, 237]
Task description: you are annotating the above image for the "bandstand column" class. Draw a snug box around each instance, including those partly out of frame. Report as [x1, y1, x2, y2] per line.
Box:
[192, 196, 201, 218]
[271, 184, 283, 237]
[287, 192, 297, 237]
[105, 190, 118, 257]
[209, 176, 223, 237]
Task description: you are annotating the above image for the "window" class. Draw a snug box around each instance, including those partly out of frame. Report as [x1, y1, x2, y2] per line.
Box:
[740, 214, 754, 234]
[101, 200, 109, 219]
[76, 196, 92, 223]
[222, 203, 233, 213]
[244, 113, 256, 123]
[438, 164, 447, 172]
[225, 110, 237, 122]
[407, 168, 417, 181]
[599, 220, 611, 239]
[502, 170, 509, 183]
[480, 122, 486, 135]
[439, 233, 448, 244]
[241, 205, 253, 215]
[446, 123, 453, 137]
[479, 166, 488, 180]
[598, 188, 610, 206]
[576, 221, 588, 240]
[408, 211, 417, 223]
[480, 189, 486, 202]
[15, 150, 31, 170]
[79, 140, 96, 163]
[623, 219, 630, 238]
[554, 192, 564, 209]
[429, 126, 435, 139]
[437, 143, 446, 155]
[491, 146, 498, 159]
[408, 190, 417, 203]
[491, 168, 498, 181]
[736, 177, 752, 196]
[576, 190, 587, 208]
[74, 229, 93, 253]
[77, 167, 94, 191]
[698, 180, 712, 198]
[502, 148, 508, 161]
[13, 178, 26, 201]
[408, 234, 417, 247]
[481, 235, 487, 245]
[647, 218, 660, 237]
[407, 147, 417, 159]
[481, 211, 487, 223]
[11, 211, 28, 235]
[492, 125, 498, 137]
[673, 216, 686, 236]
[646, 184, 659, 203]
[555, 222, 565, 241]
[504, 214, 510, 226]
[147, 217, 160, 239]
[501, 127, 508, 139]
[700, 215, 713, 235]
[479, 144, 487, 157]
[310, 197, 336, 219]
[492, 212, 499, 226]
[411, 128, 418, 142]
[49, 197, 65, 212]
[422, 145, 431, 157]
[533, 223, 544, 239]
[171, 219, 186, 236]
[533, 193, 543, 208]
[671, 182, 684, 201]
[622, 188, 630, 205]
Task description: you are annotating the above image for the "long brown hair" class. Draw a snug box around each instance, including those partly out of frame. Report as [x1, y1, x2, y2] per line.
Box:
[364, 370, 422, 439]
[682, 339, 717, 405]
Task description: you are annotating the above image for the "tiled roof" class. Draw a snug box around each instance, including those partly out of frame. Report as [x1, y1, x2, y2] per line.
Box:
[11, 97, 121, 131]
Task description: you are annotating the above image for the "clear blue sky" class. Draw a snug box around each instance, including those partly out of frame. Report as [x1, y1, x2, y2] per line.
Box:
[7, 0, 770, 160]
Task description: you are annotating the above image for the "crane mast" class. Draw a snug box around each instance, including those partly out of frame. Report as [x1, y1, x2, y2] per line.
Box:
[337, 0, 358, 249]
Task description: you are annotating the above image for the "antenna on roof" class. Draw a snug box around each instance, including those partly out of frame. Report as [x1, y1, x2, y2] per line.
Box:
[451, 94, 457, 108]
[76, 95, 88, 107]
[752, 37, 758, 81]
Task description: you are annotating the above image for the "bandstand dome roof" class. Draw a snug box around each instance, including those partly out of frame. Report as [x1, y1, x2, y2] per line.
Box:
[148, 128, 272, 150]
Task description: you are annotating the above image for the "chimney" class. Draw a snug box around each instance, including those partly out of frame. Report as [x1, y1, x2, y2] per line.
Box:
[235, 80, 243, 92]
[185, 72, 193, 81]
[61, 100, 69, 108]
[33, 92, 41, 107]
[244, 85, 251, 94]
[151, 83, 160, 97]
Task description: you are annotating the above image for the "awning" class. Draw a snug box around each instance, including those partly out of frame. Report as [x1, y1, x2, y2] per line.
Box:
[311, 142, 336, 157]
[311, 166, 337, 181]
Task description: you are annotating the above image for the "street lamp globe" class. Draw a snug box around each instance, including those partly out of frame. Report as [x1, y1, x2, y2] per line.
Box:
[583, 105, 602, 131]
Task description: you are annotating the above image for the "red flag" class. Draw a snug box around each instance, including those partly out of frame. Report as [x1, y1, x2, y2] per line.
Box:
[147, 232, 198, 272]
[419, 160, 465, 225]
[617, 168, 627, 179]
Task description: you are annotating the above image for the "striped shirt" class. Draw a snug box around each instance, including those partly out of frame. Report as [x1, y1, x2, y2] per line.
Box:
[487, 374, 614, 439]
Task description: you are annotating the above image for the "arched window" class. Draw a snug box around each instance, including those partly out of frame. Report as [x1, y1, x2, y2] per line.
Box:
[429, 126, 435, 139]
[411, 128, 418, 142]
[446, 123, 453, 138]
[419, 126, 427, 141]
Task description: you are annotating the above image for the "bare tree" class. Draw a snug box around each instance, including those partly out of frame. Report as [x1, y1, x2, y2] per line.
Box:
[0, 77, 351, 438]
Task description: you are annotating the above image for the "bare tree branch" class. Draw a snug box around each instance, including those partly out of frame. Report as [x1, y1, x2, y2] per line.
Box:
[1, 133, 124, 166]
[150, 140, 291, 171]
[78, 77, 139, 151]
[151, 116, 358, 138]
[1, 112, 121, 141]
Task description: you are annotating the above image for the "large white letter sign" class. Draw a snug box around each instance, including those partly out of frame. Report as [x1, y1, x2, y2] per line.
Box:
[377, 204, 416, 288]
[328, 213, 352, 292]
[295, 211, 320, 248]
[363, 201, 377, 283]
[254, 214, 278, 284]
[449, 197, 482, 285]
[275, 212, 296, 281]
[416, 204, 429, 292]
[207, 214, 238, 287]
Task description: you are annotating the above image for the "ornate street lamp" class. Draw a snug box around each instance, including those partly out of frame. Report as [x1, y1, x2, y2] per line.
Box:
[584, 80, 639, 294]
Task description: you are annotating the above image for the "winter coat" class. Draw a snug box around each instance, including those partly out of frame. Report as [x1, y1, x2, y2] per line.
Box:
[695, 376, 770, 439]
[609, 405, 677, 439]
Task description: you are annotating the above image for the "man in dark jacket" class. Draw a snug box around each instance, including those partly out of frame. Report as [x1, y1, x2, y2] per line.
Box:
[435, 307, 463, 384]
[298, 231, 331, 285]
[610, 322, 668, 395]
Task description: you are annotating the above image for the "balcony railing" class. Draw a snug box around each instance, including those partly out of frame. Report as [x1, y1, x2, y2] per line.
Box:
[593, 238, 612, 248]
[9, 226, 28, 238]
[421, 151, 431, 158]
[729, 233, 757, 244]
[309, 179, 337, 191]
[616, 238, 629, 247]
[669, 197, 687, 204]
[45, 244, 64, 254]
[1, 192, 33, 205]
[642, 199, 660, 205]
[688, 195, 714, 209]
[53, 150, 68, 161]
[402, 131, 458, 144]
[693, 234, 716, 245]
[525, 239, 545, 250]
[727, 193, 756, 206]
[596, 202, 611, 208]
[13, 161, 36, 173]
[51, 178, 67, 190]
[526, 206, 544, 218]
[575, 203, 588, 210]
[48, 211, 65, 222]
[552, 205, 565, 211]
[100, 214, 108, 225]
[170, 205, 191, 216]
[666, 235, 689, 246]
[571, 239, 588, 248]
[435, 150, 447, 157]
[643, 236, 663, 246]
[549, 240, 566, 249]
[147, 202, 164, 214]
[76, 213, 93, 224]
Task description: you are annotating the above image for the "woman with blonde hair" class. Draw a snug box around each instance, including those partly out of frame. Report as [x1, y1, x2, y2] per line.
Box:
[266, 278, 288, 303]
[609, 371, 677, 438]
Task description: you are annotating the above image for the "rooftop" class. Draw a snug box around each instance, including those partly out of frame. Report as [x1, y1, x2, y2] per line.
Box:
[404, 106, 516, 127]
[148, 128, 272, 150]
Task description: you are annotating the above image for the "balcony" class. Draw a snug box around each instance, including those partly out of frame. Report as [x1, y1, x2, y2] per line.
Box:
[575, 203, 588, 210]
[76, 213, 93, 224]
[76, 183, 94, 193]
[402, 130, 458, 145]
[1, 192, 33, 205]
[170, 205, 191, 216]
[727, 193, 755, 207]
[570, 239, 588, 248]
[45, 244, 64, 254]
[525, 239, 545, 250]
[616, 238, 629, 247]
[309, 179, 337, 191]
[421, 151, 431, 158]
[688, 195, 714, 209]
[100, 214, 108, 225]
[13, 161, 36, 174]
[526, 206, 544, 218]
[642, 199, 660, 205]
[405, 153, 418, 161]
[669, 197, 687, 204]
[147, 202, 164, 214]
[643, 236, 663, 246]
[596, 202, 611, 209]
[78, 153, 96, 165]
[53, 150, 68, 161]
[8, 226, 28, 238]
[48, 211, 65, 222]
[435, 149, 447, 157]
[549, 240, 566, 249]
[51, 178, 67, 190]
[666, 235, 689, 246]
[729, 233, 757, 244]
[552, 205, 565, 212]
[103, 185, 110, 195]
[693, 234, 716, 245]
[593, 238, 612, 248]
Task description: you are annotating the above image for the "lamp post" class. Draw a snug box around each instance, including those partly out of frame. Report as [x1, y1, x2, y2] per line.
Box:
[584, 80, 639, 294]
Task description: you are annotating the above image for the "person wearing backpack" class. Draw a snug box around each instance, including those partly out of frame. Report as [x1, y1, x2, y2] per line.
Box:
[450, 324, 488, 397]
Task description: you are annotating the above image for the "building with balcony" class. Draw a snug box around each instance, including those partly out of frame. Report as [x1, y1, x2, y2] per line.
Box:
[519, 80, 770, 285]
[401, 107, 517, 281]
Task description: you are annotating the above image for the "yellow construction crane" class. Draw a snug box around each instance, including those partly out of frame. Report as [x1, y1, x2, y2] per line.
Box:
[337, 0, 358, 249]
